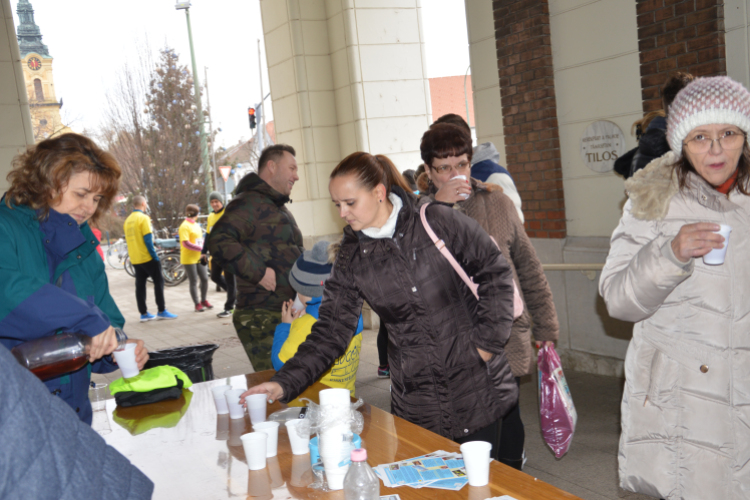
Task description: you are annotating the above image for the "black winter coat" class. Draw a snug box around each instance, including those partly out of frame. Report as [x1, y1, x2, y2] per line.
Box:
[272, 188, 518, 439]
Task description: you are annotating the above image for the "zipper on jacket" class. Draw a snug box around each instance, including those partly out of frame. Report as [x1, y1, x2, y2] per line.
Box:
[413, 249, 416, 261]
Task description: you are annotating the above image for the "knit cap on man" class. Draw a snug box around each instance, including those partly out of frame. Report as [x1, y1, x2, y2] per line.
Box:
[667, 76, 750, 155]
[209, 191, 224, 204]
[289, 241, 331, 298]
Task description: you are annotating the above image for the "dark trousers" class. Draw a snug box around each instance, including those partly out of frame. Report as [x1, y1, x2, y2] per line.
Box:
[455, 417, 503, 461]
[377, 321, 388, 367]
[209, 260, 236, 311]
[454, 378, 524, 467]
[496, 377, 525, 464]
[134, 259, 165, 314]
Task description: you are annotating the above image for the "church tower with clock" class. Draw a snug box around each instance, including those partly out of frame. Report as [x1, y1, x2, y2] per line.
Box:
[16, 0, 71, 142]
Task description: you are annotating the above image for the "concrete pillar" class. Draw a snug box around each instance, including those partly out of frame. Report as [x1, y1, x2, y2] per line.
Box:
[260, 0, 432, 243]
[464, 0, 507, 166]
[0, 0, 34, 192]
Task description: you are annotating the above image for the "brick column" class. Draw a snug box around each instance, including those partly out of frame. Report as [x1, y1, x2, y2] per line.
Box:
[636, 0, 726, 112]
[493, 0, 565, 238]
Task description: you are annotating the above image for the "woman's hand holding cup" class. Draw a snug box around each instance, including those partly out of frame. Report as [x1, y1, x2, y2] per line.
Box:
[241, 382, 284, 406]
[671, 222, 725, 263]
[434, 176, 471, 204]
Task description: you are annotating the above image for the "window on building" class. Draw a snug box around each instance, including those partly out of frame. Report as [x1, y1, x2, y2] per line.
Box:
[33, 79, 44, 101]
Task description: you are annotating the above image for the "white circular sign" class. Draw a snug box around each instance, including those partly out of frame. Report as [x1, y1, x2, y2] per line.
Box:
[580, 120, 626, 173]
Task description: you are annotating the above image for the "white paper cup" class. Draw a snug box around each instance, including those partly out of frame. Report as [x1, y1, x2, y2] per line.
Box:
[320, 455, 349, 490]
[246, 393, 268, 424]
[460, 441, 492, 487]
[211, 386, 230, 415]
[318, 388, 350, 408]
[113, 344, 139, 379]
[285, 419, 311, 455]
[454, 174, 470, 199]
[225, 389, 246, 419]
[703, 224, 732, 265]
[253, 421, 279, 457]
[241, 432, 268, 470]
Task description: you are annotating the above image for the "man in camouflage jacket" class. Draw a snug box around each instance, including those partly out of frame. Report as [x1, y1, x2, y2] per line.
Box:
[207, 144, 303, 370]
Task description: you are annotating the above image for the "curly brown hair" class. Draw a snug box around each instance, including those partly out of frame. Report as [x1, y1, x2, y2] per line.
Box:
[5, 133, 121, 223]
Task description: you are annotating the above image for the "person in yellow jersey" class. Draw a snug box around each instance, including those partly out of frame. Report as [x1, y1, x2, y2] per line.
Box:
[179, 204, 212, 312]
[201, 192, 235, 318]
[123, 195, 178, 322]
[271, 241, 363, 398]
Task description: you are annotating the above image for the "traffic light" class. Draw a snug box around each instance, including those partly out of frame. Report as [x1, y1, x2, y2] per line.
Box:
[248, 107, 256, 129]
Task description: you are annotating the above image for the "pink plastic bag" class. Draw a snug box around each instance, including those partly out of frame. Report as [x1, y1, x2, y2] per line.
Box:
[537, 344, 577, 458]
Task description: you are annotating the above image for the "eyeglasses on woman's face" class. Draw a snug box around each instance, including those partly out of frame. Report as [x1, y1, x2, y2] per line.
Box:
[430, 159, 471, 176]
[683, 128, 745, 155]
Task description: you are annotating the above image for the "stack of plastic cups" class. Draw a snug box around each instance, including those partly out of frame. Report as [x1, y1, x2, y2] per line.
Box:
[317, 388, 353, 490]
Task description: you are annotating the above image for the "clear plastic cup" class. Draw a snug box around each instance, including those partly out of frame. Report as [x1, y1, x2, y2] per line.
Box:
[460, 441, 492, 487]
[113, 343, 139, 379]
[241, 432, 267, 470]
[703, 224, 732, 265]
[211, 386, 230, 415]
[252, 421, 279, 457]
[89, 382, 109, 412]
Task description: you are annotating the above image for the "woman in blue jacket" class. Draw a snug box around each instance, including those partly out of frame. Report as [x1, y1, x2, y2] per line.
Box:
[0, 133, 148, 424]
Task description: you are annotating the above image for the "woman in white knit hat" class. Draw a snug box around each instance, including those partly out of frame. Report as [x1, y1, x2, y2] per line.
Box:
[600, 76, 750, 500]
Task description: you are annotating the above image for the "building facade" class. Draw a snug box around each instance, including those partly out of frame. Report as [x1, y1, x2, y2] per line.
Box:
[0, 0, 748, 374]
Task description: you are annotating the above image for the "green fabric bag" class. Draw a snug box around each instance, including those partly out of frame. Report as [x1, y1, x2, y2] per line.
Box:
[110, 365, 193, 394]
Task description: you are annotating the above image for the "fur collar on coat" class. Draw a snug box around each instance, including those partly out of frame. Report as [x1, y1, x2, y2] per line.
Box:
[624, 151, 680, 221]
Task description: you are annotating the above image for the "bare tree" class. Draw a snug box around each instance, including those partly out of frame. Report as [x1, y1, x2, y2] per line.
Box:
[100, 46, 210, 230]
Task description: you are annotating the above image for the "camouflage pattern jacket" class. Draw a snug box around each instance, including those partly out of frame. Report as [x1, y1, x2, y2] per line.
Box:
[207, 173, 303, 310]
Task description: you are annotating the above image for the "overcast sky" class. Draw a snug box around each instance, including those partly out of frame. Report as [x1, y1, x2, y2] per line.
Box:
[13, 0, 470, 148]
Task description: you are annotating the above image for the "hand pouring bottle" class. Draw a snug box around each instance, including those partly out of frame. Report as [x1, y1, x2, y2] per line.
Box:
[11, 328, 127, 380]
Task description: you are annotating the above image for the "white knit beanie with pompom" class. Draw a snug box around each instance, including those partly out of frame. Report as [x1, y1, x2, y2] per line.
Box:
[667, 76, 750, 155]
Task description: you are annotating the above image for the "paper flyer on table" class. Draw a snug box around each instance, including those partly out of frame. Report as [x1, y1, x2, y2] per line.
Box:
[374, 450, 468, 490]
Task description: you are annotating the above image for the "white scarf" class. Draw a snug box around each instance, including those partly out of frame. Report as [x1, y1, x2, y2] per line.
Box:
[361, 193, 402, 239]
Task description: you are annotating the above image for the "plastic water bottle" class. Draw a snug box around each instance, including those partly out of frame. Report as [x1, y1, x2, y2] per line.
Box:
[343, 448, 380, 500]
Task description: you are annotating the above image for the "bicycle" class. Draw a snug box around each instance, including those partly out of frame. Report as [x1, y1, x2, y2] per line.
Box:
[105, 238, 128, 270]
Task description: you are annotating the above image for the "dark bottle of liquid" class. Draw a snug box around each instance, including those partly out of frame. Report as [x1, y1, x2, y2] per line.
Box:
[11, 328, 127, 380]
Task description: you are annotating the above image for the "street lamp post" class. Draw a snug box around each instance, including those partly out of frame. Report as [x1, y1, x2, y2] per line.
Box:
[176, 1, 213, 206]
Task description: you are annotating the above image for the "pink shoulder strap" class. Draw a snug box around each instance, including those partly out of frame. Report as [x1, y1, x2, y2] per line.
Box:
[419, 203, 524, 319]
[420, 203, 479, 299]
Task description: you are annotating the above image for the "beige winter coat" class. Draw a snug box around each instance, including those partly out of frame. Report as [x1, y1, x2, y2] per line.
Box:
[417, 174, 559, 376]
[600, 152, 750, 500]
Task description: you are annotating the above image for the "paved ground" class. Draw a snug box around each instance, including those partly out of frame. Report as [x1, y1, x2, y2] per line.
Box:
[95, 265, 649, 500]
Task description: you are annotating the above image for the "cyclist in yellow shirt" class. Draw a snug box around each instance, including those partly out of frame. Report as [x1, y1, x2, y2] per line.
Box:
[179, 204, 211, 312]
[123, 195, 178, 322]
[201, 192, 235, 318]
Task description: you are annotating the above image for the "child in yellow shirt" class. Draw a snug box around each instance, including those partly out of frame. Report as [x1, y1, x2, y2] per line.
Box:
[272, 241, 362, 398]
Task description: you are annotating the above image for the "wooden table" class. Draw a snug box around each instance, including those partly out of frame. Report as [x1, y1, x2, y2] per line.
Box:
[102, 370, 582, 500]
